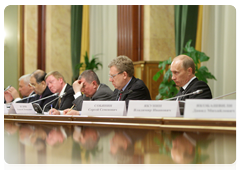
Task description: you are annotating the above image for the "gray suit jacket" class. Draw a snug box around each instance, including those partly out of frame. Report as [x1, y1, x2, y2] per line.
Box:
[72, 84, 113, 111]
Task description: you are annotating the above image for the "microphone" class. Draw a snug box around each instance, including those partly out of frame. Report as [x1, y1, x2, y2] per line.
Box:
[164, 89, 203, 101]
[42, 92, 67, 114]
[211, 91, 236, 100]
[16, 94, 37, 103]
[30, 93, 59, 104]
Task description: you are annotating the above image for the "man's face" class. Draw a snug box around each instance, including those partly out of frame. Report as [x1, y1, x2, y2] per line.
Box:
[46, 75, 63, 94]
[109, 66, 124, 90]
[18, 79, 33, 97]
[80, 77, 96, 98]
[46, 129, 64, 146]
[170, 60, 191, 87]
[30, 76, 44, 95]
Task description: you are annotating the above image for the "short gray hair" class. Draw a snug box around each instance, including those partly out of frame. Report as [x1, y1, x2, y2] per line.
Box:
[173, 55, 195, 74]
[78, 70, 100, 85]
[108, 55, 134, 77]
[19, 74, 31, 85]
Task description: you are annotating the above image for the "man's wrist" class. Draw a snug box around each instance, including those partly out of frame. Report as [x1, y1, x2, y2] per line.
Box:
[74, 91, 82, 99]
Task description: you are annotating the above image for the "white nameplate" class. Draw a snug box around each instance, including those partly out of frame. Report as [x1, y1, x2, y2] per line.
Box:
[4, 104, 10, 114]
[184, 99, 236, 118]
[127, 100, 180, 117]
[8, 103, 36, 114]
[81, 101, 126, 116]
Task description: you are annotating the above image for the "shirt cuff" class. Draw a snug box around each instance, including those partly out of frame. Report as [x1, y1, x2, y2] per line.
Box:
[74, 92, 82, 99]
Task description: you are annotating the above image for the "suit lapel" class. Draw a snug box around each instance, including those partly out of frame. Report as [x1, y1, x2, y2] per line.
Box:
[184, 78, 198, 94]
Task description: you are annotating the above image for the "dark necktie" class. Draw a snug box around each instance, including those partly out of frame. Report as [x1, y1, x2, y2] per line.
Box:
[118, 90, 123, 101]
[58, 97, 62, 108]
[178, 87, 185, 101]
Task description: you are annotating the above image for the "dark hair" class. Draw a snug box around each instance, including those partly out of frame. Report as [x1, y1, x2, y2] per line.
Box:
[78, 70, 100, 85]
[31, 70, 47, 83]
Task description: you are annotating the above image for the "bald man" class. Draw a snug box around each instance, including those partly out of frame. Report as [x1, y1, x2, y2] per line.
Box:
[29, 69, 56, 111]
[170, 55, 212, 101]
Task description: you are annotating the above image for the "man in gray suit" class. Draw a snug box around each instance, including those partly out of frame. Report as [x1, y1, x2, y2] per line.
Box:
[63, 70, 113, 115]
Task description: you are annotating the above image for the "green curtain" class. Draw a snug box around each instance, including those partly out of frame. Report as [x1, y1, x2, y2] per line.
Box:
[175, 5, 199, 55]
[71, 5, 83, 82]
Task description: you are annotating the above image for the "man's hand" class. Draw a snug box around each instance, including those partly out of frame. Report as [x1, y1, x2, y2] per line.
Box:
[63, 109, 80, 115]
[8, 87, 20, 99]
[72, 80, 84, 94]
[49, 108, 60, 115]
[4, 91, 14, 103]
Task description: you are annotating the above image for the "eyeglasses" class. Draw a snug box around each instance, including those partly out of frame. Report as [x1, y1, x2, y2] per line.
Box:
[108, 71, 123, 79]
[29, 83, 36, 88]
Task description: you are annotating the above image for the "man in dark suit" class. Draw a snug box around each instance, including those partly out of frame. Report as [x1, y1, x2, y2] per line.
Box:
[63, 70, 113, 115]
[45, 71, 75, 115]
[29, 69, 57, 111]
[171, 55, 212, 100]
[108, 55, 151, 109]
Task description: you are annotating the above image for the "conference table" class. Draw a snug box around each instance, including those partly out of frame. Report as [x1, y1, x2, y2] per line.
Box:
[4, 113, 236, 164]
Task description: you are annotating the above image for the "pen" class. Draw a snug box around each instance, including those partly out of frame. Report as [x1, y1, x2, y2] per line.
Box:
[66, 105, 75, 114]
[50, 104, 53, 115]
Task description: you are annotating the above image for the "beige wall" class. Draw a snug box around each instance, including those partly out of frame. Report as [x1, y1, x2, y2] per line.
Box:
[46, 5, 72, 84]
[144, 5, 176, 61]
[24, 5, 38, 74]
[4, 5, 19, 89]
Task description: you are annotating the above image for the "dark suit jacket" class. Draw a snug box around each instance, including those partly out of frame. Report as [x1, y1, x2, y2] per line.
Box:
[72, 83, 113, 111]
[52, 83, 75, 110]
[175, 77, 212, 100]
[32, 86, 57, 111]
[111, 76, 151, 109]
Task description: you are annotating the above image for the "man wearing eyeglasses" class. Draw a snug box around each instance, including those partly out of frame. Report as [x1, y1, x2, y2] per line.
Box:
[63, 70, 113, 115]
[108, 55, 151, 109]
[29, 69, 56, 111]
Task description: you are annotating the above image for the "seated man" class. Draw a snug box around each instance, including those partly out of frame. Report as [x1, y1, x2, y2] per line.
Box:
[29, 69, 57, 111]
[45, 71, 75, 115]
[170, 55, 212, 100]
[4, 74, 35, 103]
[108, 55, 151, 109]
[63, 70, 113, 115]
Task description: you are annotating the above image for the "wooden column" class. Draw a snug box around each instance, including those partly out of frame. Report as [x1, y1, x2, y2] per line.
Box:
[117, 5, 143, 61]
[37, 5, 46, 71]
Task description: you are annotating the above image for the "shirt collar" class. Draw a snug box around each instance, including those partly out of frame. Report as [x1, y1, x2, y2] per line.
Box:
[60, 84, 67, 96]
[121, 77, 132, 92]
[182, 76, 196, 90]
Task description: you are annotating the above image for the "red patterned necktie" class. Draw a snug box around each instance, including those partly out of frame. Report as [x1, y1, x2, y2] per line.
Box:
[119, 90, 123, 100]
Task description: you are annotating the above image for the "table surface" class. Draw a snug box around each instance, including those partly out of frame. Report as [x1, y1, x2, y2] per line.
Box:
[4, 114, 236, 164]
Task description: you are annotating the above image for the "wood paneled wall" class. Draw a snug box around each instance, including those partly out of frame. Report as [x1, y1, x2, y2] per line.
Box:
[117, 5, 143, 61]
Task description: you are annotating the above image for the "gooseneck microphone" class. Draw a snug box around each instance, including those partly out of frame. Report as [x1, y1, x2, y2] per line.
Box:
[42, 92, 67, 114]
[164, 89, 203, 101]
[211, 91, 236, 100]
[30, 93, 59, 104]
[15, 94, 37, 103]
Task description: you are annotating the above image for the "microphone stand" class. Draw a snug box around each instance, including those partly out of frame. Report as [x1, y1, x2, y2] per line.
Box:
[164, 90, 203, 101]
[211, 91, 236, 100]
[30, 93, 58, 104]
[42, 92, 66, 114]
[15, 94, 37, 103]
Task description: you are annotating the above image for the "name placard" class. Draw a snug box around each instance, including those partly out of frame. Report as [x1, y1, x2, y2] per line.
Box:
[184, 99, 236, 118]
[127, 100, 180, 117]
[8, 103, 36, 114]
[81, 101, 126, 116]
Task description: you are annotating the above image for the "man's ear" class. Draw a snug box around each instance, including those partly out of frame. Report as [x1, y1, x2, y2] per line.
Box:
[123, 71, 128, 79]
[92, 81, 98, 89]
[187, 67, 193, 75]
[41, 81, 46, 86]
